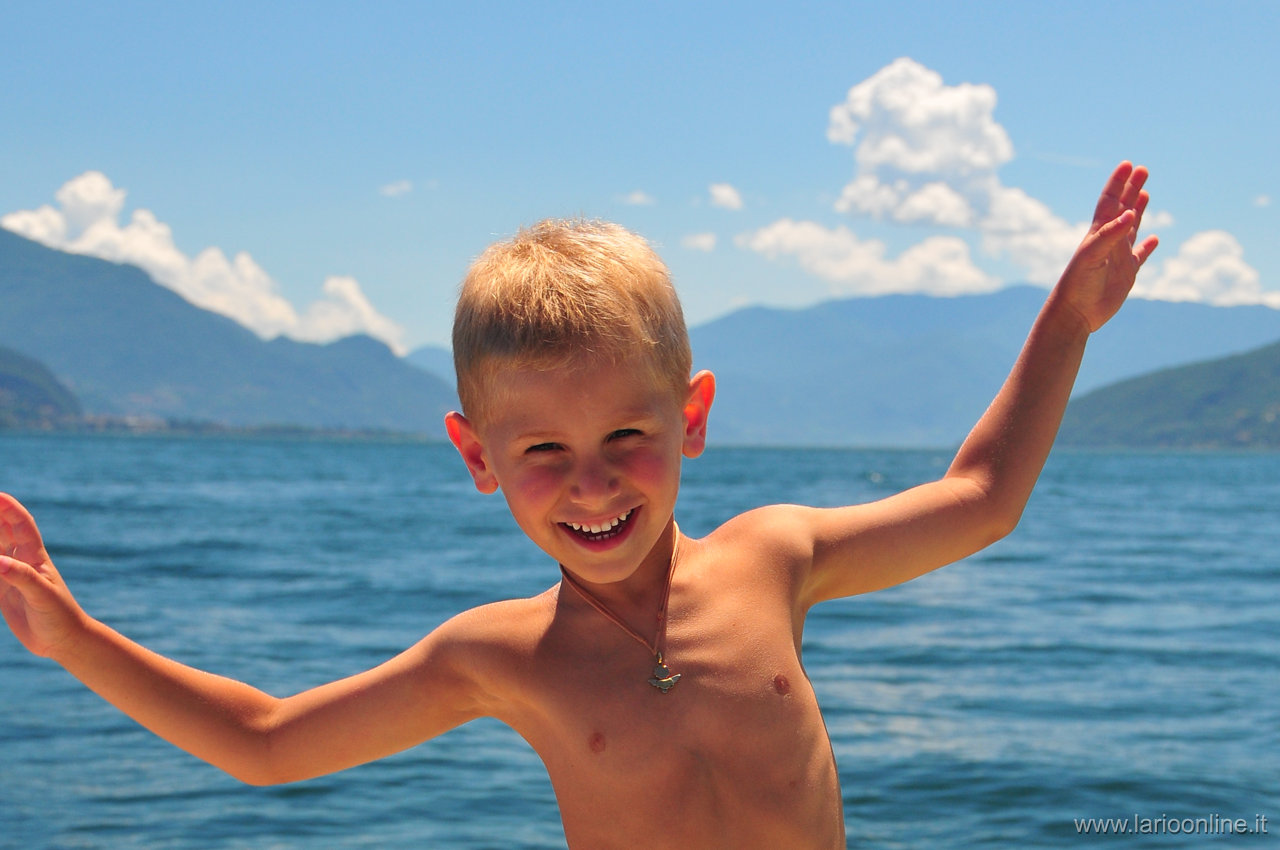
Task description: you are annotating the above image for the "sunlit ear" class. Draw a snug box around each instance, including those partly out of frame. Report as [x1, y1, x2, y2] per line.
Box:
[444, 411, 499, 494]
[681, 370, 716, 459]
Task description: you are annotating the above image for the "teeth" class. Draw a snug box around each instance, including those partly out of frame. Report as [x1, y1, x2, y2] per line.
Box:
[567, 509, 632, 536]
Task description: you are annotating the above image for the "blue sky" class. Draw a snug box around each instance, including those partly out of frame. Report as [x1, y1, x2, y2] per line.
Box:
[3, 1, 1276, 353]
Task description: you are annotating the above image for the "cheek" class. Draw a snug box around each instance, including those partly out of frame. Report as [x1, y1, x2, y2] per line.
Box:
[502, 464, 566, 508]
[620, 445, 681, 491]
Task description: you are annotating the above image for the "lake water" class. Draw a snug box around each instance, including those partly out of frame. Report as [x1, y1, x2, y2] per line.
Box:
[1, 433, 1276, 848]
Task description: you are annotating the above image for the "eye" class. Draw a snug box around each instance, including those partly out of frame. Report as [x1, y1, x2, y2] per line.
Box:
[524, 442, 562, 454]
[609, 429, 642, 441]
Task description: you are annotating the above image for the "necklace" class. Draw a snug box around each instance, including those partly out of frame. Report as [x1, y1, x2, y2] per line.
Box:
[558, 534, 682, 694]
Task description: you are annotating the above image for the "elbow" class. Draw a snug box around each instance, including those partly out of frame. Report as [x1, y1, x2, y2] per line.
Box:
[947, 475, 1024, 548]
[220, 707, 295, 787]
[984, 504, 1023, 546]
[227, 761, 286, 787]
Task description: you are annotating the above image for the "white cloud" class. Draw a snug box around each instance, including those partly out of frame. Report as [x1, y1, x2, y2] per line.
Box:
[620, 189, 656, 206]
[738, 219, 998, 297]
[682, 232, 717, 252]
[978, 184, 1086, 285]
[379, 180, 413, 197]
[835, 175, 974, 227]
[1, 171, 408, 354]
[1134, 230, 1276, 307]
[709, 183, 744, 211]
[828, 57, 1014, 176]
[737, 57, 1272, 315]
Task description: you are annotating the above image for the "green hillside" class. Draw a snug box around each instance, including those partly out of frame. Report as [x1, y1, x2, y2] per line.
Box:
[1060, 339, 1280, 449]
[0, 345, 82, 427]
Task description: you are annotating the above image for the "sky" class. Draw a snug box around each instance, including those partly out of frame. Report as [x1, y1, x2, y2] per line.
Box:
[3, 1, 1276, 355]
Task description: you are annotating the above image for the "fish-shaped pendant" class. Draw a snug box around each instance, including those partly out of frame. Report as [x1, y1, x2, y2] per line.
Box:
[648, 652, 681, 693]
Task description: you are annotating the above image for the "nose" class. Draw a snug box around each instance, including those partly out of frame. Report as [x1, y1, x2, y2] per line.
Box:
[569, 453, 619, 503]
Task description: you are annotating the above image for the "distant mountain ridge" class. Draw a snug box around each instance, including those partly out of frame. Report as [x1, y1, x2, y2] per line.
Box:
[0, 229, 455, 435]
[1060, 339, 1280, 448]
[687, 288, 1280, 447]
[410, 288, 1280, 448]
[8, 225, 1280, 447]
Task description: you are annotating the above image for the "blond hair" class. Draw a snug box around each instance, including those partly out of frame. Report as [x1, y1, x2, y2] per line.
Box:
[453, 219, 691, 422]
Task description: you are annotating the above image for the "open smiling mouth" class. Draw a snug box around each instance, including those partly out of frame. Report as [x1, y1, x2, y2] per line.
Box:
[561, 508, 635, 543]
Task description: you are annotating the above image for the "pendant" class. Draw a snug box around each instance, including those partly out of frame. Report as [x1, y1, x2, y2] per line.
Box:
[648, 652, 681, 693]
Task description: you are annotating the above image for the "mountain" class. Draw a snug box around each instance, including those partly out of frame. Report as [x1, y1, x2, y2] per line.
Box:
[0, 345, 82, 427]
[1060, 339, 1280, 448]
[690, 288, 1280, 447]
[8, 223, 1280, 447]
[0, 228, 455, 435]
[406, 345, 457, 398]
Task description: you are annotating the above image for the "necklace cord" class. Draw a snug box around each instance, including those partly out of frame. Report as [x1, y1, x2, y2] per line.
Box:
[558, 529, 680, 659]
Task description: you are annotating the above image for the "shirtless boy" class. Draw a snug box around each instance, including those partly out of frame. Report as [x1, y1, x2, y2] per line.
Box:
[1, 162, 1157, 848]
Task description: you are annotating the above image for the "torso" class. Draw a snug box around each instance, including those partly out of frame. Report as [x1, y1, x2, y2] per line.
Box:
[473, 514, 846, 849]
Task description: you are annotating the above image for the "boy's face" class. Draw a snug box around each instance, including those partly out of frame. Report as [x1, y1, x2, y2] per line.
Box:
[446, 354, 714, 585]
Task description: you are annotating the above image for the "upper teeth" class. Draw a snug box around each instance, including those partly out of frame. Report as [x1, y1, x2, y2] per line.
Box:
[569, 509, 632, 534]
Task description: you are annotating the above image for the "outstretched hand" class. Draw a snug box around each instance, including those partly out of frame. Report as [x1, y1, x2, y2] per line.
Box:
[1056, 161, 1160, 333]
[0, 493, 86, 659]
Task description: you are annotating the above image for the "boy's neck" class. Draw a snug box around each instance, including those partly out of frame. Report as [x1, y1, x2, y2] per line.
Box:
[559, 517, 680, 615]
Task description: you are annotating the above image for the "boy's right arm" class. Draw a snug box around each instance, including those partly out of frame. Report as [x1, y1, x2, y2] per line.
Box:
[0, 492, 489, 786]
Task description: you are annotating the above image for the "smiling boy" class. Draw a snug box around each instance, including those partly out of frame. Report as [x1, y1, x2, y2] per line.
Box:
[1, 163, 1157, 848]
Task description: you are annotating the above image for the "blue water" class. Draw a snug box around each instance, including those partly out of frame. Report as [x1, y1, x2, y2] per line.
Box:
[1, 433, 1276, 848]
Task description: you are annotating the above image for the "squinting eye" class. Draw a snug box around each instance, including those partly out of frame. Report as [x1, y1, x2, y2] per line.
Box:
[609, 429, 642, 440]
[525, 442, 561, 454]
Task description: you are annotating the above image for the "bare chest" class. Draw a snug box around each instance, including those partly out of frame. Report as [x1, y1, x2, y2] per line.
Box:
[507, 599, 843, 848]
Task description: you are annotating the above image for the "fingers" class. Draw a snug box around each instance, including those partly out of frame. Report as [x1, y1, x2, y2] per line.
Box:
[0, 492, 46, 556]
[1095, 161, 1151, 227]
[1134, 234, 1160, 266]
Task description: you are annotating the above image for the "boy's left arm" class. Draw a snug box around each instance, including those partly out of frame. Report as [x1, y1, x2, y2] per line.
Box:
[796, 161, 1159, 607]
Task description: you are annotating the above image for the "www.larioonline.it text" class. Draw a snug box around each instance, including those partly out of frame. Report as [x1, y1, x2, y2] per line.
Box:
[1074, 813, 1268, 836]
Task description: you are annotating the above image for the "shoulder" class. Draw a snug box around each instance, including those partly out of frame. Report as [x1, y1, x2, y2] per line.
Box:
[706, 503, 820, 559]
[432, 589, 556, 660]
[413, 589, 558, 715]
[682, 504, 821, 594]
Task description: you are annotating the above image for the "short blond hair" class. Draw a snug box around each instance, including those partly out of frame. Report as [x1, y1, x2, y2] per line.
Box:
[453, 219, 691, 422]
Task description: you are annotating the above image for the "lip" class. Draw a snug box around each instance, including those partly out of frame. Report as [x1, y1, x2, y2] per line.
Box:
[558, 506, 640, 552]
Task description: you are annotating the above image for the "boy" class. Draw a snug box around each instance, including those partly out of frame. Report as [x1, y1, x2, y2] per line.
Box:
[1, 162, 1157, 848]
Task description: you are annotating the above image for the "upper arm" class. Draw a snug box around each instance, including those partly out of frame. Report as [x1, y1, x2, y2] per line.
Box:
[791, 473, 1014, 609]
[253, 604, 513, 785]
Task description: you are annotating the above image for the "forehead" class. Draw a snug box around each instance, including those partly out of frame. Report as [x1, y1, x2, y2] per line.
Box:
[476, 354, 681, 437]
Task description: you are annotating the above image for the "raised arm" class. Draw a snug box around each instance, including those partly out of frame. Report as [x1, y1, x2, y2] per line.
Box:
[797, 162, 1159, 606]
[0, 492, 487, 785]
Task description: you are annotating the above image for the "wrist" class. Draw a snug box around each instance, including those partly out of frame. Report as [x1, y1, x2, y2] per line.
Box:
[1040, 289, 1095, 342]
[49, 608, 103, 669]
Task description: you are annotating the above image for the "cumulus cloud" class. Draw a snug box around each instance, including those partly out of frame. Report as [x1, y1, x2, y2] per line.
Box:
[1134, 230, 1276, 307]
[2, 171, 408, 354]
[379, 179, 413, 197]
[620, 189, 656, 206]
[825, 58, 1025, 236]
[709, 183, 744, 211]
[828, 57, 1014, 175]
[682, 232, 717, 252]
[835, 176, 974, 226]
[738, 219, 998, 297]
[742, 58, 1065, 294]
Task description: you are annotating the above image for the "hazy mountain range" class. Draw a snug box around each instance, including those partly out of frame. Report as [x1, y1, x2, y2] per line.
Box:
[5, 227, 1280, 447]
[414, 291, 1280, 447]
[0, 228, 456, 435]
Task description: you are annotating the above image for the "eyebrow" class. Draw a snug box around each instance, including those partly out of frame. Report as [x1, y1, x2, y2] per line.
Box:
[508, 410, 663, 443]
